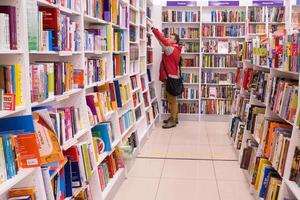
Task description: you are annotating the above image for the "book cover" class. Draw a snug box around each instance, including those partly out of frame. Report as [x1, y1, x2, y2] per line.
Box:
[80, 143, 92, 180]
[15, 133, 41, 168]
[64, 147, 82, 188]
[8, 187, 35, 200]
[0, 115, 35, 135]
[92, 123, 112, 152]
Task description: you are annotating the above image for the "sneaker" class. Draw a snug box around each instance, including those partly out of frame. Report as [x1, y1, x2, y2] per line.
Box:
[163, 117, 179, 124]
[162, 119, 177, 129]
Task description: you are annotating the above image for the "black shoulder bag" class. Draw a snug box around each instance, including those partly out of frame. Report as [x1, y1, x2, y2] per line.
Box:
[162, 59, 184, 96]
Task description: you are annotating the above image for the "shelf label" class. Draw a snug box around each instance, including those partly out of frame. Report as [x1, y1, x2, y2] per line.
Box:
[166, 1, 197, 6]
[208, 1, 239, 6]
[252, 0, 284, 6]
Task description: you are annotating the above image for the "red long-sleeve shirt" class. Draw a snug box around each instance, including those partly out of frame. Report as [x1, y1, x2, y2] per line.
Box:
[152, 28, 182, 81]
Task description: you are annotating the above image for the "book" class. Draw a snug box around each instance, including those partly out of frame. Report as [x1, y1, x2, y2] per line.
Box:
[119, 109, 135, 134]
[8, 187, 35, 200]
[202, 24, 245, 37]
[92, 122, 113, 152]
[210, 10, 246, 22]
[85, 58, 106, 86]
[0, 6, 17, 50]
[113, 54, 127, 78]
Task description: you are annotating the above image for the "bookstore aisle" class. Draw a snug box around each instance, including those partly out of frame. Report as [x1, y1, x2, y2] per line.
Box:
[113, 121, 253, 200]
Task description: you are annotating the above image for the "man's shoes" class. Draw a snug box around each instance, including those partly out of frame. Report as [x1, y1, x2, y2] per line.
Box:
[163, 117, 178, 124]
[162, 119, 177, 129]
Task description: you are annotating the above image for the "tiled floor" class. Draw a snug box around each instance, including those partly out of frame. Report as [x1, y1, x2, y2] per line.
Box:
[113, 121, 253, 200]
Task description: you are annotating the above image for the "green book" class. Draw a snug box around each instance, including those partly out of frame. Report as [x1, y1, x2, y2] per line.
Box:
[27, 0, 38, 51]
[81, 143, 92, 180]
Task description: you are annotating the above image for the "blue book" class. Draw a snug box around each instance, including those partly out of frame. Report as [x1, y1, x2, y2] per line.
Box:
[113, 80, 122, 107]
[92, 123, 112, 152]
[48, 31, 53, 51]
[11, 65, 15, 93]
[1, 135, 16, 179]
[259, 166, 273, 198]
[0, 115, 35, 134]
[58, 169, 65, 199]
[64, 158, 73, 197]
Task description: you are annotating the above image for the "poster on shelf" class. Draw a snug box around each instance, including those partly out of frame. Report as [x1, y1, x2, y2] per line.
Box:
[166, 1, 197, 6]
[252, 0, 284, 6]
[208, 1, 239, 6]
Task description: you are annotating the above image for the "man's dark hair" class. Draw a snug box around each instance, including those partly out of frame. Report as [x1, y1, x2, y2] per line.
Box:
[170, 33, 180, 44]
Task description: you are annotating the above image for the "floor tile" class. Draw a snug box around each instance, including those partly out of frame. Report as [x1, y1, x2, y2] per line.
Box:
[217, 180, 253, 200]
[139, 143, 169, 158]
[147, 132, 172, 145]
[211, 145, 237, 160]
[208, 135, 232, 145]
[128, 158, 165, 178]
[170, 134, 209, 145]
[156, 179, 220, 200]
[162, 160, 215, 180]
[172, 127, 208, 136]
[214, 161, 245, 181]
[113, 178, 159, 200]
[166, 144, 212, 159]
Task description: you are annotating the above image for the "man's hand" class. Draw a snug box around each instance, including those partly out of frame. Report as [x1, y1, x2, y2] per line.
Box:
[147, 20, 153, 29]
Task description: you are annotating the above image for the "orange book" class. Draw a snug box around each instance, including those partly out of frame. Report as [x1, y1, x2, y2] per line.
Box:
[15, 133, 41, 168]
[8, 187, 35, 200]
[114, 55, 121, 76]
[264, 121, 292, 158]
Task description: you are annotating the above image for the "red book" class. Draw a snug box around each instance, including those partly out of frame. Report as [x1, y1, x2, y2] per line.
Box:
[39, 7, 59, 51]
[0, 6, 17, 50]
[3, 93, 15, 111]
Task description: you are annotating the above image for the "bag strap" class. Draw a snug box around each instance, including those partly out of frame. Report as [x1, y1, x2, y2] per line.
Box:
[161, 58, 182, 78]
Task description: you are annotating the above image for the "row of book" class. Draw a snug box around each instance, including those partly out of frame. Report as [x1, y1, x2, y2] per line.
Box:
[202, 25, 245, 37]
[98, 151, 124, 191]
[0, 6, 17, 50]
[84, 26, 111, 52]
[269, 77, 298, 124]
[30, 62, 84, 102]
[161, 100, 199, 114]
[182, 56, 199, 67]
[235, 68, 253, 90]
[162, 10, 200, 22]
[129, 26, 136, 42]
[182, 73, 199, 84]
[130, 44, 139, 60]
[119, 109, 135, 134]
[86, 84, 118, 126]
[202, 54, 237, 68]
[271, 31, 300, 73]
[210, 10, 246, 23]
[249, 24, 266, 35]
[85, 58, 106, 86]
[201, 71, 234, 84]
[0, 64, 21, 111]
[183, 42, 200, 53]
[35, 7, 81, 52]
[143, 92, 150, 107]
[200, 99, 232, 115]
[268, 7, 285, 23]
[252, 37, 268, 66]
[250, 70, 269, 103]
[201, 85, 234, 99]
[84, 0, 118, 24]
[178, 88, 199, 100]
[163, 27, 200, 39]
[132, 92, 141, 108]
[114, 30, 125, 51]
[202, 40, 238, 54]
[39, 106, 83, 146]
[129, 9, 137, 24]
[113, 54, 127, 78]
[249, 7, 266, 22]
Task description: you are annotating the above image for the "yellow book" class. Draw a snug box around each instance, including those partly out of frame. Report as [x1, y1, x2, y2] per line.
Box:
[14, 64, 22, 107]
[120, 85, 126, 103]
[92, 138, 99, 163]
[254, 158, 271, 191]
[107, 25, 112, 51]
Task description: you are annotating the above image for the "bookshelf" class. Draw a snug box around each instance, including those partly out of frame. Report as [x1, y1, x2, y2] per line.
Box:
[228, 1, 300, 199]
[0, 0, 158, 199]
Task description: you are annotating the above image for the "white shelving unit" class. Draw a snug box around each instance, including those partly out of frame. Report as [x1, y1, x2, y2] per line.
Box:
[0, 0, 159, 199]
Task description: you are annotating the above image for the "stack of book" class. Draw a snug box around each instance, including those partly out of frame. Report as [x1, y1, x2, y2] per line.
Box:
[182, 56, 199, 67]
[113, 80, 131, 107]
[248, 7, 266, 22]
[0, 64, 21, 111]
[84, 0, 118, 23]
[250, 70, 269, 103]
[268, 7, 285, 22]
[130, 45, 139, 60]
[114, 30, 125, 51]
[183, 42, 200, 53]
